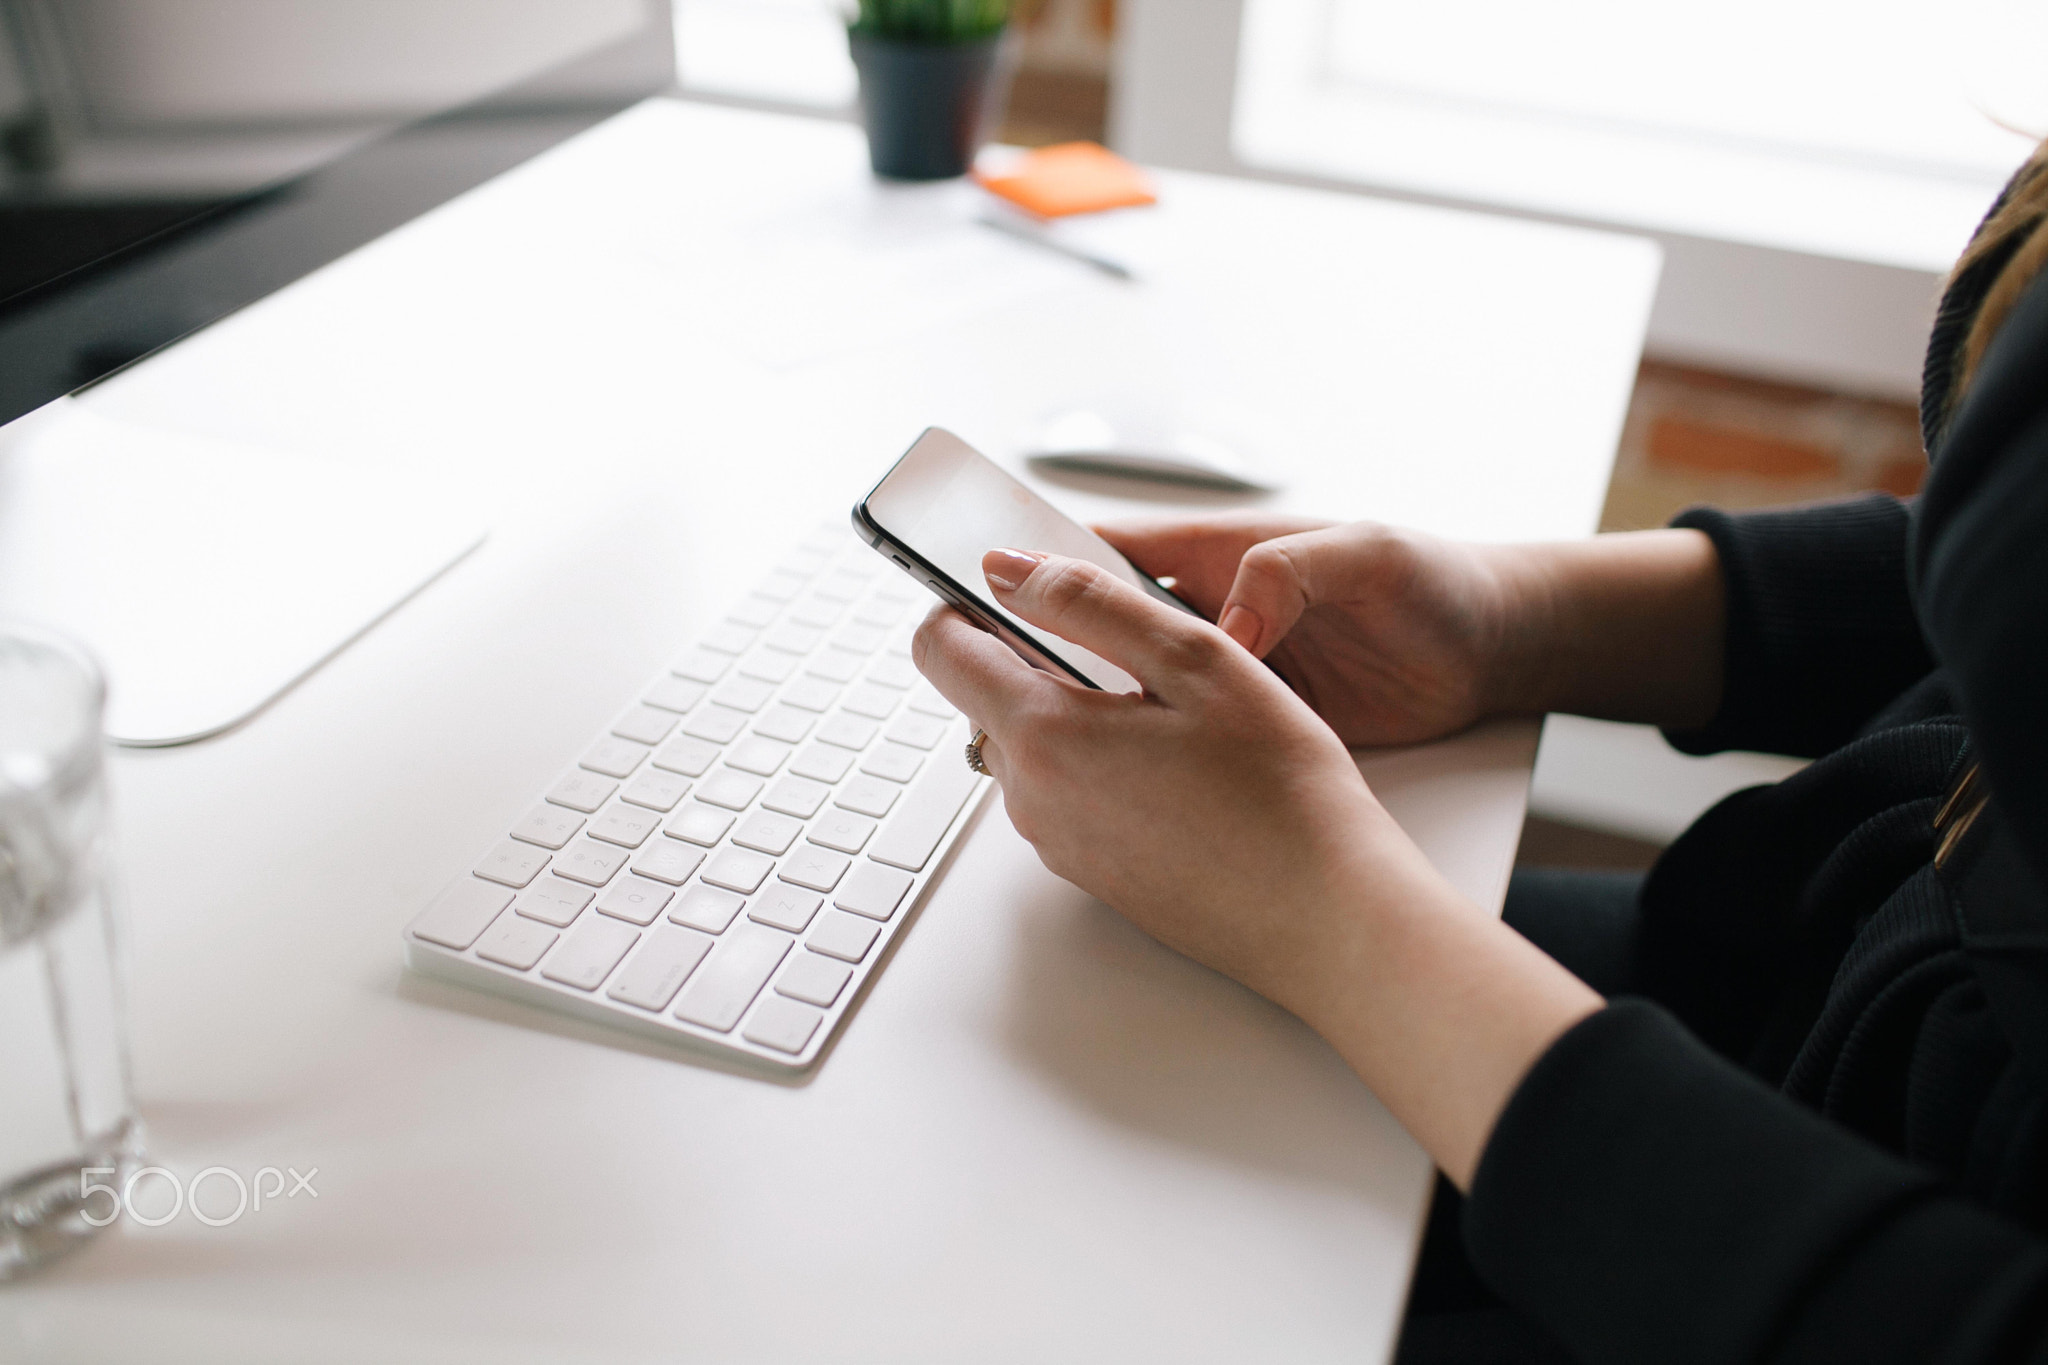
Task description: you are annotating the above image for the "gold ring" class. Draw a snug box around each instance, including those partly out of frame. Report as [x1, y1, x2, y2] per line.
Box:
[964, 727, 991, 776]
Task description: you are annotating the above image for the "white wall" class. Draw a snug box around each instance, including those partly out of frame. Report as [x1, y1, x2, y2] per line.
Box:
[1109, 0, 1990, 398]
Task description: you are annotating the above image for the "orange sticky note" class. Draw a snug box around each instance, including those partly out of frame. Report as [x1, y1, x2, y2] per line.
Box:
[974, 142, 1158, 219]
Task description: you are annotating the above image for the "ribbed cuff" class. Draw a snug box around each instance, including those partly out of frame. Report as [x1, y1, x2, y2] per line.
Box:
[1666, 497, 1929, 760]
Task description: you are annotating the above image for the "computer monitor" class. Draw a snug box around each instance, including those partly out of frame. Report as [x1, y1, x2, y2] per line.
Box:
[0, 0, 674, 423]
[0, 2, 675, 746]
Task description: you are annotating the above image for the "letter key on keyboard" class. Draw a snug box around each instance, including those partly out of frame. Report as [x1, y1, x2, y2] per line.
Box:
[403, 524, 991, 1069]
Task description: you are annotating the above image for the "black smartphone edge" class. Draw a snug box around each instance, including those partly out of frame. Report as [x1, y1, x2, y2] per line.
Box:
[851, 428, 1207, 692]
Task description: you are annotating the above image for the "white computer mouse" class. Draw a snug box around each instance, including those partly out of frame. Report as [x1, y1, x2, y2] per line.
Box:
[1023, 406, 1281, 493]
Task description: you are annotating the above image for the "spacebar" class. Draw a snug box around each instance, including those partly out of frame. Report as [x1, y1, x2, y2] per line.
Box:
[869, 757, 981, 872]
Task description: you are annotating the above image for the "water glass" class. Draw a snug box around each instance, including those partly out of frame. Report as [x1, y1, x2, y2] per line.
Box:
[0, 623, 139, 1279]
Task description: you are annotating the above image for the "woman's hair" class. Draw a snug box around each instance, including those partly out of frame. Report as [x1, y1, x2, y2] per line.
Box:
[1951, 138, 2048, 393]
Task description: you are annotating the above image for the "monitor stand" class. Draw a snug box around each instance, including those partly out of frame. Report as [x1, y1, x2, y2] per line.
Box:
[0, 399, 487, 747]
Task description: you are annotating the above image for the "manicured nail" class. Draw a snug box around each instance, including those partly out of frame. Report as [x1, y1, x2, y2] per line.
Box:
[983, 548, 1045, 593]
[1218, 602, 1260, 650]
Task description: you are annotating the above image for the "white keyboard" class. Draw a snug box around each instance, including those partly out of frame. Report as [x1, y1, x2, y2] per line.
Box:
[403, 523, 990, 1071]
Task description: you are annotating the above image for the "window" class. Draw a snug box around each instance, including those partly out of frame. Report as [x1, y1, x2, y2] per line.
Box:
[1235, 0, 2044, 271]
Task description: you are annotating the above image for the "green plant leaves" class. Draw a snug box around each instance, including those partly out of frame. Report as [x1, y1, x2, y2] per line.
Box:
[849, 0, 1009, 42]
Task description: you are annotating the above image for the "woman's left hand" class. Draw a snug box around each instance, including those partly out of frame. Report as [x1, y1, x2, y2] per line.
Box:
[911, 547, 1403, 1017]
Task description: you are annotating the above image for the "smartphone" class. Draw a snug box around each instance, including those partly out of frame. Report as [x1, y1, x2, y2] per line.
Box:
[852, 427, 1200, 694]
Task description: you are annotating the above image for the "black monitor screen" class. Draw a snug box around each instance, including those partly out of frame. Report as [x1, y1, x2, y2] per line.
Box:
[0, 0, 674, 425]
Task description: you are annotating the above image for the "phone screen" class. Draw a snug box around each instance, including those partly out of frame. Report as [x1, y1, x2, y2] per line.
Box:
[855, 428, 1197, 693]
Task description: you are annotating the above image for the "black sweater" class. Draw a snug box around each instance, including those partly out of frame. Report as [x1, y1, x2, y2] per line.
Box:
[1461, 211, 2048, 1355]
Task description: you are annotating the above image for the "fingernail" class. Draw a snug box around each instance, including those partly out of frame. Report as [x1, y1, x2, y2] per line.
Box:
[1218, 602, 1260, 650]
[983, 548, 1045, 593]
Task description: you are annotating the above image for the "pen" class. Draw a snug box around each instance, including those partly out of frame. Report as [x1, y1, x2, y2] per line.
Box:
[977, 213, 1135, 281]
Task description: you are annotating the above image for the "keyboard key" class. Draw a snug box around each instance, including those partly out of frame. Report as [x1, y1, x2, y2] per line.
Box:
[727, 736, 792, 777]
[589, 804, 661, 848]
[516, 878, 593, 927]
[874, 579, 921, 604]
[782, 546, 832, 576]
[608, 925, 715, 1011]
[834, 862, 913, 921]
[476, 840, 550, 888]
[806, 648, 864, 683]
[475, 916, 557, 970]
[854, 596, 912, 628]
[580, 737, 649, 779]
[780, 846, 850, 893]
[776, 952, 853, 1008]
[789, 743, 855, 784]
[682, 705, 748, 744]
[749, 883, 823, 933]
[755, 570, 807, 603]
[907, 685, 957, 720]
[671, 648, 731, 683]
[410, 880, 514, 949]
[871, 755, 980, 872]
[643, 676, 707, 714]
[621, 770, 690, 812]
[840, 683, 900, 720]
[781, 676, 841, 713]
[597, 874, 676, 926]
[733, 811, 803, 856]
[865, 654, 920, 688]
[674, 925, 791, 1032]
[703, 848, 774, 895]
[807, 911, 880, 964]
[546, 770, 617, 814]
[654, 736, 720, 778]
[711, 676, 775, 714]
[764, 623, 823, 656]
[743, 996, 824, 1055]
[554, 838, 629, 887]
[726, 594, 779, 629]
[510, 804, 584, 850]
[665, 803, 735, 846]
[817, 713, 878, 750]
[885, 713, 949, 751]
[611, 705, 678, 746]
[738, 648, 801, 684]
[835, 775, 901, 819]
[700, 622, 757, 655]
[763, 775, 830, 819]
[540, 917, 639, 991]
[669, 884, 745, 933]
[697, 769, 764, 810]
[787, 596, 846, 629]
[833, 624, 889, 656]
[813, 571, 864, 602]
[630, 840, 706, 886]
[753, 704, 815, 744]
[809, 809, 877, 855]
[861, 743, 924, 783]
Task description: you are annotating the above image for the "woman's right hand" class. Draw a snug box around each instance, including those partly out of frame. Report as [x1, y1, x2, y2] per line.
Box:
[1098, 517, 1535, 747]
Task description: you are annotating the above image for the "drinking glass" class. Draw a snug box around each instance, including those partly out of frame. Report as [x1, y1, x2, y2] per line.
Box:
[0, 623, 139, 1279]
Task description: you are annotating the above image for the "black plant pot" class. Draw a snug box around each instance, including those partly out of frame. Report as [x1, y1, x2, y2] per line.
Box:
[848, 30, 1011, 181]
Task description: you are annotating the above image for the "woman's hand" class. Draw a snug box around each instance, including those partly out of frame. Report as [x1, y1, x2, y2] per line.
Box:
[1100, 516, 1730, 740]
[1097, 517, 1529, 746]
[911, 547, 1602, 1188]
[913, 545, 1395, 1014]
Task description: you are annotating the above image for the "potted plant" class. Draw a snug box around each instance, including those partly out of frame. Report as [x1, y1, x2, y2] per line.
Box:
[847, 0, 1014, 181]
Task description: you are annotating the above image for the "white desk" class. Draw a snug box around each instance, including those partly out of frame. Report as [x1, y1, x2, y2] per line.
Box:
[0, 101, 1656, 1363]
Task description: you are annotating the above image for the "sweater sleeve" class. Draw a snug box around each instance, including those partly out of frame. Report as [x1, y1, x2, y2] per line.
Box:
[1665, 496, 1934, 760]
[1463, 1001, 2048, 1365]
